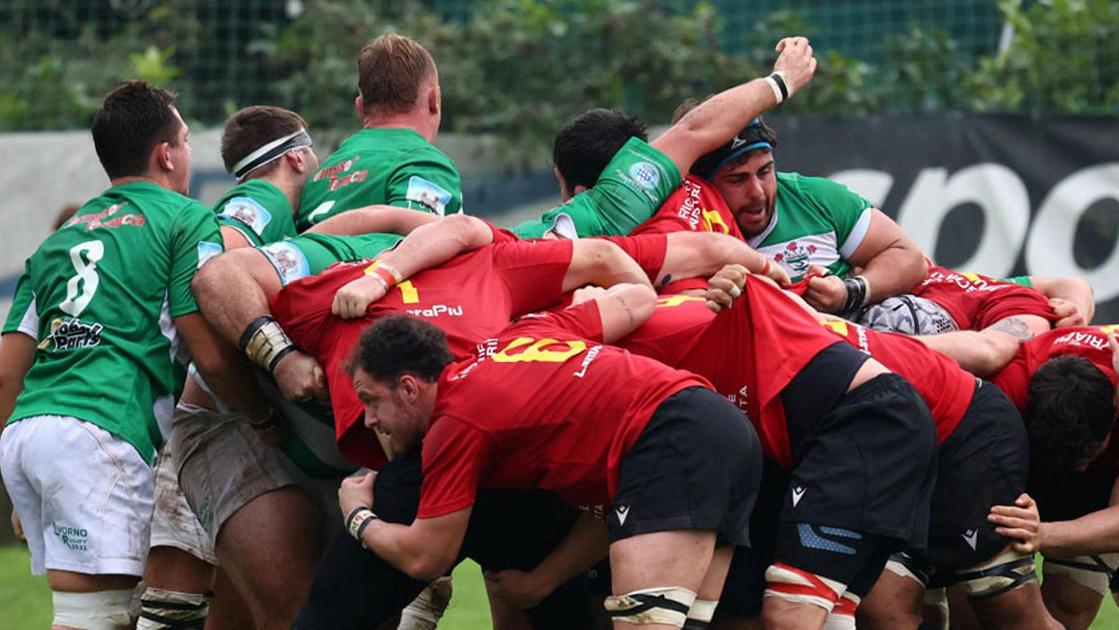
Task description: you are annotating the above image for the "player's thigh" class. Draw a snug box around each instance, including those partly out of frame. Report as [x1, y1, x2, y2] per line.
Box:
[856, 567, 925, 630]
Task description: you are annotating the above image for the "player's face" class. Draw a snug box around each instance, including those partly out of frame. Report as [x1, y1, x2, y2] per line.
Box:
[352, 368, 425, 452]
[167, 107, 192, 195]
[711, 150, 777, 237]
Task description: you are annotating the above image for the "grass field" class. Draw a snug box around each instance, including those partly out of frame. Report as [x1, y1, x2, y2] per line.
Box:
[2, 544, 1118, 628]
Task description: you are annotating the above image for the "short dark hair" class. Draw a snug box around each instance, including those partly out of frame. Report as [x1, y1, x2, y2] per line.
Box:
[91, 80, 181, 179]
[553, 108, 648, 191]
[221, 105, 309, 176]
[358, 33, 437, 116]
[350, 315, 453, 384]
[1025, 356, 1116, 474]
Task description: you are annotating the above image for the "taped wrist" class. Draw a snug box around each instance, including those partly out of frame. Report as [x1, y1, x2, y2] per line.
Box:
[605, 586, 697, 627]
[346, 506, 377, 545]
[239, 316, 296, 373]
[842, 276, 869, 314]
[765, 71, 790, 103]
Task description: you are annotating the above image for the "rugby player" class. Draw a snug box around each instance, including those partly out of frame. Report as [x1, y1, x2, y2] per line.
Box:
[297, 32, 463, 229]
[339, 281, 763, 630]
[0, 81, 267, 629]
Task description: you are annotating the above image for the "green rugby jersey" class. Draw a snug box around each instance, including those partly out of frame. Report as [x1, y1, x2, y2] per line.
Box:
[513, 137, 682, 239]
[3, 182, 222, 465]
[257, 232, 403, 286]
[296, 128, 462, 231]
[213, 179, 296, 247]
[748, 172, 874, 281]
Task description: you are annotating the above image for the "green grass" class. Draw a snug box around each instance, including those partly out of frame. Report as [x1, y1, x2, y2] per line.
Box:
[3, 545, 1118, 628]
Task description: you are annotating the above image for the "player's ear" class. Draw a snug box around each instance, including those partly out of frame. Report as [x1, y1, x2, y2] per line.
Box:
[354, 95, 365, 120]
[154, 141, 173, 173]
[427, 85, 440, 116]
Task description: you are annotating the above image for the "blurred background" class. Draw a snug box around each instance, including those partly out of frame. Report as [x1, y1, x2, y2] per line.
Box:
[1, 1, 1118, 624]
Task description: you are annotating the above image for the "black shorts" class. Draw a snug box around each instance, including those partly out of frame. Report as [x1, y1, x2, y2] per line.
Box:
[782, 372, 937, 547]
[907, 382, 1030, 585]
[295, 451, 597, 630]
[610, 386, 762, 547]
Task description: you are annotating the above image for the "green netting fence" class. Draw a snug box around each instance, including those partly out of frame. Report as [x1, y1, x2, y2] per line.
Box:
[3, 0, 1117, 144]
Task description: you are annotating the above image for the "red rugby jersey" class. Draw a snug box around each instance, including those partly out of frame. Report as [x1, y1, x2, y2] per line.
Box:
[619, 276, 842, 468]
[993, 326, 1119, 413]
[821, 320, 975, 444]
[417, 302, 706, 518]
[631, 174, 744, 240]
[271, 239, 576, 468]
[914, 265, 1056, 331]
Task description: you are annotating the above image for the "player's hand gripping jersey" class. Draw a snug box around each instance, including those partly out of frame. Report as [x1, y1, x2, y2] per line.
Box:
[416, 302, 707, 519]
[914, 265, 1056, 331]
[3, 183, 222, 463]
[619, 276, 843, 468]
[821, 320, 976, 444]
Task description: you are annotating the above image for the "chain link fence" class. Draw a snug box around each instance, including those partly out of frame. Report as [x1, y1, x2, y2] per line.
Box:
[3, 1, 1117, 139]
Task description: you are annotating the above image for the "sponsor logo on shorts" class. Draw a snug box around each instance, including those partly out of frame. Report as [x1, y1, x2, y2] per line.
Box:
[628, 162, 661, 191]
[405, 304, 464, 318]
[405, 176, 453, 215]
[195, 497, 214, 534]
[220, 197, 273, 236]
[38, 317, 103, 351]
[52, 522, 89, 551]
[615, 505, 630, 526]
[197, 241, 223, 269]
[962, 528, 979, 550]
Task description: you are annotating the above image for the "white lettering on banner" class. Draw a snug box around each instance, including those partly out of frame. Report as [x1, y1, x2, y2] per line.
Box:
[1027, 165, 1119, 302]
[895, 164, 1030, 279]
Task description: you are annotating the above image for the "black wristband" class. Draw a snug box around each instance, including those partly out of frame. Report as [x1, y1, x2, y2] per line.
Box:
[239, 316, 275, 351]
[842, 276, 868, 314]
[267, 345, 297, 373]
[767, 72, 789, 101]
[345, 506, 367, 530]
[356, 511, 377, 540]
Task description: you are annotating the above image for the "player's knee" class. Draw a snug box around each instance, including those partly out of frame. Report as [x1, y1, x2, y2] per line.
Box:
[763, 562, 845, 613]
[955, 549, 1037, 599]
[1043, 554, 1116, 598]
[136, 587, 210, 629]
[821, 592, 859, 630]
[52, 589, 136, 630]
[604, 586, 697, 627]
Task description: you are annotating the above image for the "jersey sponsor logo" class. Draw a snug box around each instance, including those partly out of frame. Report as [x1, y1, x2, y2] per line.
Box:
[572, 344, 603, 378]
[920, 270, 1006, 294]
[1053, 330, 1109, 351]
[38, 317, 103, 351]
[64, 203, 147, 231]
[405, 176, 452, 215]
[628, 162, 661, 191]
[197, 241, 223, 269]
[773, 240, 817, 275]
[52, 521, 89, 551]
[259, 241, 311, 285]
[405, 304, 464, 318]
[759, 234, 842, 279]
[313, 156, 367, 193]
[220, 196, 272, 236]
[725, 384, 749, 414]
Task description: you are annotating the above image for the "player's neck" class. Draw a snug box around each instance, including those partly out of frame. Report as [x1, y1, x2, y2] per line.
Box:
[362, 112, 436, 142]
[110, 174, 174, 192]
[256, 172, 302, 211]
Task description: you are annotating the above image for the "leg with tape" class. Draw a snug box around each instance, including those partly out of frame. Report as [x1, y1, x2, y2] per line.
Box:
[852, 552, 927, 630]
[52, 589, 137, 630]
[136, 588, 211, 630]
[957, 549, 1059, 630]
[760, 562, 844, 630]
[1040, 554, 1117, 630]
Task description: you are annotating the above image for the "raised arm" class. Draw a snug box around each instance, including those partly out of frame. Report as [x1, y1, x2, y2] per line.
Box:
[332, 214, 496, 318]
[652, 37, 816, 174]
[307, 204, 441, 237]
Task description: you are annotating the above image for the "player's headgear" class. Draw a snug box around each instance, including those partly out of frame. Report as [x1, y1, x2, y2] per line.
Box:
[692, 117, 778, 181]
[231, 128, 313, 181]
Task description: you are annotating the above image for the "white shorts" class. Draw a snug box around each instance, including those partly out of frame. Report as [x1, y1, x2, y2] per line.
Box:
[149, 444, 218, 566]
[0, 415, 154, 576]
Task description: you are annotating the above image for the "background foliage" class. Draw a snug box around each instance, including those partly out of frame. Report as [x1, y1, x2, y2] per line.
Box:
[2, 0, 1117, 153]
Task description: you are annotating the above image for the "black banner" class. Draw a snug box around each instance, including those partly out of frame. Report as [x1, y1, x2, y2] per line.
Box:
[771, 114, 1119, 322]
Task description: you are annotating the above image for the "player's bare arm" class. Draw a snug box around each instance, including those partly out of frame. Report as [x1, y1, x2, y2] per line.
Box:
[805, 209, 927, 313]
[652, 36, 816, 174]
[333, 214, 496, 318]
[1029, 275, 1096, 327]
[992, 489, 1119, 558]
[175, 312, 272, 424]
[657, 232, 790, 288]
[339, 471, 470, 580]
[485, 510, 610, 611]
[986, 315, 1045, 340]
[915, 328, 1022, 377]
[0, 332, 35, 424]
[562, 238, 653, 294]
[306, 204, 441, 237]
[575, 283, 656, 342]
